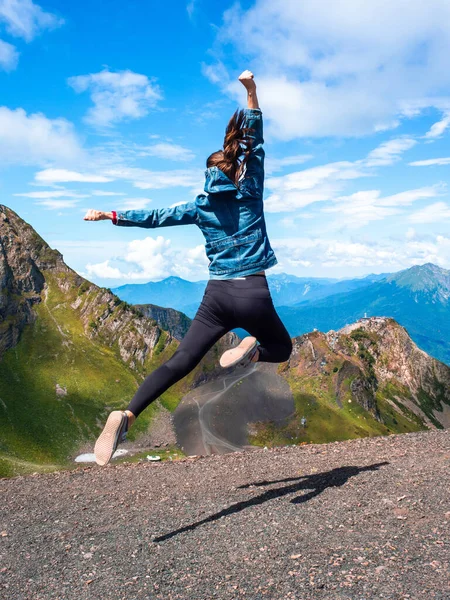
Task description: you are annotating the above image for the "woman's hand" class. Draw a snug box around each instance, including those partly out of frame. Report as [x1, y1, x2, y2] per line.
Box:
[238, 70, 256, 91]
[83, 209, 113, 221]
[239, 70, 259, 109]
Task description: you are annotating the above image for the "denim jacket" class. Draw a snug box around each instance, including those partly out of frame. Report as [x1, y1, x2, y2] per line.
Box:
[114, 109, 278, 279]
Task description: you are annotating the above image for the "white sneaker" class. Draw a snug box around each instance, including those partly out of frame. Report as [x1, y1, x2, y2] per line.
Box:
[94, 411, 128, 466]
[219, 336, 258, 368]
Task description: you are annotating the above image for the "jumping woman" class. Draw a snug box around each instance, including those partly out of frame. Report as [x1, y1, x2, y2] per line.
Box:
[84, 70, 292, 466]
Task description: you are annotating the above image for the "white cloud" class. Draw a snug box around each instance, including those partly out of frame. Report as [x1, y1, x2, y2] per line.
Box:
[91, 190, 126, 196]
[87, 236, 172, 281]
[208, 0, 450, 138]
[264, 161, 368, 212]
[0, 107, 82, 164]
[138, 142, 195, 161]
[272, 234, 450, 271]
[376, 185, 445, 207]
[14, 189, 88, 198]
[409, 201, 450, 224]
[265, 154, 312, 174]
[86, 236, 209, 281]
[409, 157, 450, 166]
[0, 38, 18, 70]
[36, 199, 79, 210]
[104, 167, 203, 190]
[68, 69, 162, 127]
[0, 0, 63, 41]
[186, 0, 197, 20]
[264, 136, 420, 213]
[35, 169, 112, 183]
[323, 190, 400, 228]
[365, 138, 417, 167]
[85, 260, 123, 279]
[322, 185, 443, 228]
[425, 112, 450, 139]
[171, 244, 209, 279]
[118, 198, 152, 210]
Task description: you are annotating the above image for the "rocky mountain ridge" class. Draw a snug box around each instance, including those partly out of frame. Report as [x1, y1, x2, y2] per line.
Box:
[286, 316, 450, 431]
[0, 205, 230, 477]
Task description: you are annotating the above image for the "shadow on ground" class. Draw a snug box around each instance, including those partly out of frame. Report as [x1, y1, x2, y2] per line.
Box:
[153, 461, 389, 542]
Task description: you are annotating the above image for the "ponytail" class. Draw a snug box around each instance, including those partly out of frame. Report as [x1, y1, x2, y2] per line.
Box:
[206, 109, 253, 185]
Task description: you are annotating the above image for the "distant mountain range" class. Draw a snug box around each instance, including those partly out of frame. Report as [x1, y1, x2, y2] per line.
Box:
[112, 272, 390, 314]
[112, 264, 450, 365]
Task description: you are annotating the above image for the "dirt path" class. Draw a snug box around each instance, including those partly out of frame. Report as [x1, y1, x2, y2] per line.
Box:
[173, 363, 295, 456]
[1, 430, 449, 600]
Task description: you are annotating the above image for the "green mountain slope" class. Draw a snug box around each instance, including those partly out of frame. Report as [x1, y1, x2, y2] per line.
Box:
[0, 206, 228, 477]
[252, 317, 450, 447]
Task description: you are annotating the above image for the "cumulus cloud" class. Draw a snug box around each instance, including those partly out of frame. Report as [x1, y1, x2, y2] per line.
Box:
[207, 0, 450, 138]
[86, 236, 209, 281]
[0, 38, 18, 70]
[0, 107, 82, 164]
[272, 234, 450, 271]
[85, 260, 123, 280]
[68, 69, 162, 127]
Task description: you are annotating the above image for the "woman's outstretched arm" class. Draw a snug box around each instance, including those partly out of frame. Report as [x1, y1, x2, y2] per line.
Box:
[83, 203, 198, 228]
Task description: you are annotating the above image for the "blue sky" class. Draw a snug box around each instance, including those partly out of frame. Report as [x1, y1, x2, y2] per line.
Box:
[1, 0, 450, 285]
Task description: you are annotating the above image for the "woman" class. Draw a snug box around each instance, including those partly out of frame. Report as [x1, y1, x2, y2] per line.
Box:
[84, 70, 292, 466]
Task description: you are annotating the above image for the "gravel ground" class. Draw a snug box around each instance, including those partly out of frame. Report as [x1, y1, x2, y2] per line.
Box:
[1, 430, 449, 600]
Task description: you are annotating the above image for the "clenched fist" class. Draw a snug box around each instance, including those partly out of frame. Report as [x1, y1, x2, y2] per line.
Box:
[238, 70, 256, 91]
[83, 209, 113, 221]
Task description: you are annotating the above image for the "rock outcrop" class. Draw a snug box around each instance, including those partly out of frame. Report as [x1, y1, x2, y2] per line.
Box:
[287, 316, 450, 429]
[0, 205, 187, 369]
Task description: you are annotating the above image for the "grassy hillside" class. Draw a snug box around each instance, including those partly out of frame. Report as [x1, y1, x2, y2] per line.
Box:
[249, 320, 449, 448]
[0, 271, 205, 478]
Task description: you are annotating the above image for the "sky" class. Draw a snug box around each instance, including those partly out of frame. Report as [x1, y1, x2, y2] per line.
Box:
[1, 0, 450, 286]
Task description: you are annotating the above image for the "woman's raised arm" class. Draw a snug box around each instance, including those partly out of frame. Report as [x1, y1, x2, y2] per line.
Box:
[239, 70, 259, 109]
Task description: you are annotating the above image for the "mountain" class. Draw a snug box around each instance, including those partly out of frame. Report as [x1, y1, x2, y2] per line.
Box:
[112, 273, 385, 317]
[248, 316, 450, 448]
[112, 277, 206, 313]
[0, 206, 230, 478]
[278, 263, 450, 365]
[136, 304, 192, 341]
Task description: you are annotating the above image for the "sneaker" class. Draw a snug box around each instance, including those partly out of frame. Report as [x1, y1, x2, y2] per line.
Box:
[219, 336, 258, 369]
[94, 411, 128, 466]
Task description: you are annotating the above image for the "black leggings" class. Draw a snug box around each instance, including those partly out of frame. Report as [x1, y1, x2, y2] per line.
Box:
[127, 274, 292, 417]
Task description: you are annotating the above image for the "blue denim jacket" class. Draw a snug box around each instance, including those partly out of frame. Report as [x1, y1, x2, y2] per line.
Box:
[115, 109, 278, 279]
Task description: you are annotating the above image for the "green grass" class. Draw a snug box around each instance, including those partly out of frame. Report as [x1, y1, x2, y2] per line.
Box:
[249, 370, 428, 449]
[0, 273, 204, 478]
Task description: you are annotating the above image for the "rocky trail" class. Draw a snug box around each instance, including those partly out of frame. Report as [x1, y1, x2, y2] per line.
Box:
[1, 430, 449, 600]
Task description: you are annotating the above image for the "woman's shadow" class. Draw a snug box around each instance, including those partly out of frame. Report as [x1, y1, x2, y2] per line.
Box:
[153, 461, 388, 542]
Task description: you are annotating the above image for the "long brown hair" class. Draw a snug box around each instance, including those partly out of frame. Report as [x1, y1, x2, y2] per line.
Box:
[206, 109, 253, 185]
